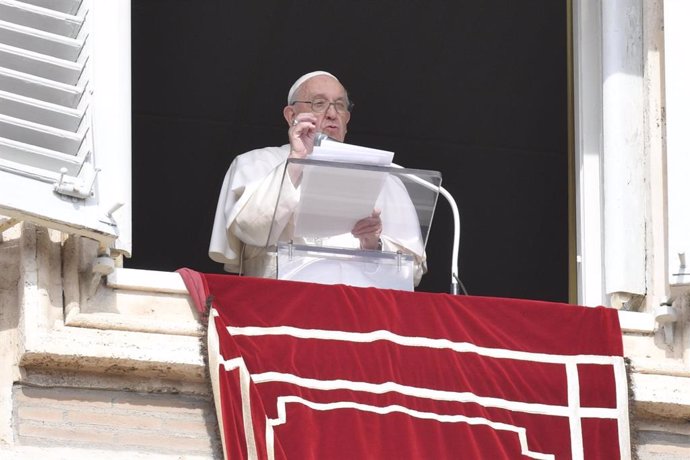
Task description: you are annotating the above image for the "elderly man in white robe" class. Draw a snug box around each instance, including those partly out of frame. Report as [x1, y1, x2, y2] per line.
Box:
[209, 71, 427, 288]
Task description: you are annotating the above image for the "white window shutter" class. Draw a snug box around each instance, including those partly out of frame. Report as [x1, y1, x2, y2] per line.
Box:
[0, 0, 131, 255]
[665, 0, 690, 285]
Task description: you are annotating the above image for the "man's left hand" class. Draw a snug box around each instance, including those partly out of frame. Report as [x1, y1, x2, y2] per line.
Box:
[352, 209, 382, 250]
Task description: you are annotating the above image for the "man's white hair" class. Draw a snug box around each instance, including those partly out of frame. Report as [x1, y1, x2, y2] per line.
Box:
[287, 71, 339, 104]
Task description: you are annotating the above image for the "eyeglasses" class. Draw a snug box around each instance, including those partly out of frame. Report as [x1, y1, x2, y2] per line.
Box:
[291, 98, 354, 113]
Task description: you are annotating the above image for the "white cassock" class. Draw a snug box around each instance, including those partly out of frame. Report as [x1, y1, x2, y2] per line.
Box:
[208, 145, 427, 287]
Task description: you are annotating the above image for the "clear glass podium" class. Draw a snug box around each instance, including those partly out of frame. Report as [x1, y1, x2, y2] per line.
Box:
[266, 158, 441, 291]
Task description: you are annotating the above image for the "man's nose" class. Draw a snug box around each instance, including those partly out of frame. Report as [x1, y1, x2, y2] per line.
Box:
[325, 103, 338, 118]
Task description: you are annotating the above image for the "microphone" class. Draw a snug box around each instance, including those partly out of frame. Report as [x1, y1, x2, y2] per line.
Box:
[314, 132, 338, 146]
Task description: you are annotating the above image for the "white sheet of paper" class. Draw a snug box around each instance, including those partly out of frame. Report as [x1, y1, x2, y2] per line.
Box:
[294, 164, 388, 238]
[311, 140, 394, 166]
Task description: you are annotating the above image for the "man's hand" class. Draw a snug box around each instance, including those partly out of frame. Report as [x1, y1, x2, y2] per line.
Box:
[352, 209, 382, 250]
[288, 114, 318, 159]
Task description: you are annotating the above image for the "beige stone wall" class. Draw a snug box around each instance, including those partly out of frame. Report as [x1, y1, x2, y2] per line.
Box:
[1, 223, 222, 458]
[636, 420, 690, 459]
[13, 385, 220, 457]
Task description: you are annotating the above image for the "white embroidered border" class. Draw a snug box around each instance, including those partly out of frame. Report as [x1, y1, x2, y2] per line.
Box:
[269, 395, 555, 460]
[209, 309, 259, 460]
[252, 371, 618, 419]
[216, 324, 631, 460]
[228, 325, 622, 365]
[566, 362, 583, 459]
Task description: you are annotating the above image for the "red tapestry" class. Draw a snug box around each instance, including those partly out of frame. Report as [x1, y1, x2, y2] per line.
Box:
[182, 272, 630, 459]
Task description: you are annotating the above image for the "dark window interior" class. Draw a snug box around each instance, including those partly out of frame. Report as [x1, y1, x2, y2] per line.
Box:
[129, 0, 568, 301]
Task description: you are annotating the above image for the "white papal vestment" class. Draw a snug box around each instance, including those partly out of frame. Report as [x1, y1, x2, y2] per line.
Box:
[209, 145, 426, 287]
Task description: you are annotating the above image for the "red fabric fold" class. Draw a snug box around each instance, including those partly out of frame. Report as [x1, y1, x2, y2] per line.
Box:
[176, 267, 211, 313]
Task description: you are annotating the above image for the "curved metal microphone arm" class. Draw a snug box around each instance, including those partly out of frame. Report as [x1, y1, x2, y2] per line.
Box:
[391, 163, 462, 295]
[312, 134, 464, 294]
[438, 185, 461, 294]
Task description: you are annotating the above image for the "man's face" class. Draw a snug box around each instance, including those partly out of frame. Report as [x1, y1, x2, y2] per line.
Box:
[290, 75, 351, 142]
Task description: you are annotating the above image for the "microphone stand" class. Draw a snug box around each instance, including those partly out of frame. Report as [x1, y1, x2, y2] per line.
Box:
[390, 164, 464, 295]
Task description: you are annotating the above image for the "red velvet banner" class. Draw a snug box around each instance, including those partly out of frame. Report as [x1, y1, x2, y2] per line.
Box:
[189, 273, 629, 459]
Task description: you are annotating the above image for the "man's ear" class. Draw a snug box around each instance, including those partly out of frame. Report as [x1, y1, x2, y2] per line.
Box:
[283, 105, 295, 126]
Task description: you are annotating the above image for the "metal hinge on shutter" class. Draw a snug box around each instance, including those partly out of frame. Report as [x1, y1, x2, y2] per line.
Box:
[54, 163, 99, 199]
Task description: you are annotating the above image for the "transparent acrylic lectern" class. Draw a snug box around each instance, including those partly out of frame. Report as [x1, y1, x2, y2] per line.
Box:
[265, 158, 441, 291]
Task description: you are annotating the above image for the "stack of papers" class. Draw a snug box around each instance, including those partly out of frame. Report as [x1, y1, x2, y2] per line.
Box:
[292, 140, 395, 237]
[311, 139, 394, 166]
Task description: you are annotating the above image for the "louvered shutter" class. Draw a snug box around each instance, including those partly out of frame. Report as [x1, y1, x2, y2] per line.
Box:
[0, 0, 131, 254]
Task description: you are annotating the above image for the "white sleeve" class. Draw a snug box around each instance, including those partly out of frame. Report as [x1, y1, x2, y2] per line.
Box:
[209, 159, 243, 271]
[209, 148, 297, 272]
[376, 175, 428, 286]
[230, 161, 299, 246]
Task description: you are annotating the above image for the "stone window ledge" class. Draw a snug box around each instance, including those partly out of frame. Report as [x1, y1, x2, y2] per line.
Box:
[15, 226, 207, 391]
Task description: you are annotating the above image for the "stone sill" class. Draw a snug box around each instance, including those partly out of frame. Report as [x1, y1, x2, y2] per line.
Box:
[618, 310, 656, 334]
[633, 373, 690, 419]
[107, 268, 188, 294]
[21, 324, 205, 382]
[105, 268, 658, 332]
[64, 265, 203, 337]
[18, 231, 207, 390]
